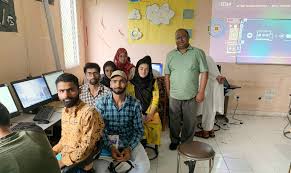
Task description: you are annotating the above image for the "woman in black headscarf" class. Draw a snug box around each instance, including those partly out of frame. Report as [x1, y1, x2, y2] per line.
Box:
[100, 61, 117, 88]
[130, 56, 162, 146]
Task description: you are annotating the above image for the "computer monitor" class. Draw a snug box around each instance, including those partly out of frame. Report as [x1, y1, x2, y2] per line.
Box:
[11, 76, 52, 113]
[43, 70, 64, 97]
[151, 63, 163, 76]
[0, 84, 19, 118]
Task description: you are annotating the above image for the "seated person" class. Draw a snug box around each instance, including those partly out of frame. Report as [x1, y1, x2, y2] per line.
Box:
[196, 56, 225, 138]
[0, 102, 61, 173]
[94, 70, 150, 173]
[53, 73, 104, 172]
[129, 56, 162, 146]
[100, 61, 117, 88]
[80, 63, 111, 107]
[113, 48, 135, 80]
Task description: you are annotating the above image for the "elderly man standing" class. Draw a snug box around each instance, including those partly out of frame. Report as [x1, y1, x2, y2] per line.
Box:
[165, 28, 209, 150]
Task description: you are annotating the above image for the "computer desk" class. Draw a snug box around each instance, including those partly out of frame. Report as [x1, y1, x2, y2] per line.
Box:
[10, 101, 63, 130]
[11, 111, 62, 130]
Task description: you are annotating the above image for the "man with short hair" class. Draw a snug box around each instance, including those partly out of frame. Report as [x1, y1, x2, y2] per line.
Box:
[94, 70, 150, 173]
[80, 62, 111, 107]
[165, 28, 209, 150]
[53, 73, 104, 172]
[0, 102, 61, 173]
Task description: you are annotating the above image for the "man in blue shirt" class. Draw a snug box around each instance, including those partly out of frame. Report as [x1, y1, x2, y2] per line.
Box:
[94, 70, 150, 173]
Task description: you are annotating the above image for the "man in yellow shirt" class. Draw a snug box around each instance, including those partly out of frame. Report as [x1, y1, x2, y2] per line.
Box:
[53, 73, 104, 173]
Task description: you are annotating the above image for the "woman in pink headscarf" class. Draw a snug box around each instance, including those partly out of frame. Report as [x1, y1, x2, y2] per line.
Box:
[114, 48, 135, 80]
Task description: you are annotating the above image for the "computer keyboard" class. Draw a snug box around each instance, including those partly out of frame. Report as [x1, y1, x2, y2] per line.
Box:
[11, 122, 37, 132]
[33, 106, 54, 123]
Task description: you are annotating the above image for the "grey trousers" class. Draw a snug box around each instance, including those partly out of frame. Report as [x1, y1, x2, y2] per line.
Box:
[169, 97, 198, 144]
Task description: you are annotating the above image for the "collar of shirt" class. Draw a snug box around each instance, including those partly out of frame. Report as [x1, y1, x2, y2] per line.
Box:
[108, 93, 130, 111]
[83, 83, 104, 97]
[64, 100, 85, 116]
[175, 45, 193, 52]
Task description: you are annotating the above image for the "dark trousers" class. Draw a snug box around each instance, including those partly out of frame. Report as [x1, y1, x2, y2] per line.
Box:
[169, 97, 198, 144]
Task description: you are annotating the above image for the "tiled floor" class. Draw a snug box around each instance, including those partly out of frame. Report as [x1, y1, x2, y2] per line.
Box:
[148, 115, 291, 173]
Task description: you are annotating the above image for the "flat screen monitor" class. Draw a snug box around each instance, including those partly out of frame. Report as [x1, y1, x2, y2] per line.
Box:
[43, 70, 64, 96]
[151, 63, 163, 76]
[11, 76, 52, 112]
[0, 84, 19, 118]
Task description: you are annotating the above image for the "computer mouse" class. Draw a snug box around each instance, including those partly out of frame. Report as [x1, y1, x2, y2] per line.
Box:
[37, 120, 50, 124]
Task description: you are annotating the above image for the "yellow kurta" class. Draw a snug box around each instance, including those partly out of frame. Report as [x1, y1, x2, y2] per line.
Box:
[127, 80, 162, 145]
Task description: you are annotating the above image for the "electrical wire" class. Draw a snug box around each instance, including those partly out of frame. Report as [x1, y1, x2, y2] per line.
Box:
[228, 97, 243, 125]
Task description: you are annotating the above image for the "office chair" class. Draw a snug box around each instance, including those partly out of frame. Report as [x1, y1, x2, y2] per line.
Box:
[61, 140, 102, 173]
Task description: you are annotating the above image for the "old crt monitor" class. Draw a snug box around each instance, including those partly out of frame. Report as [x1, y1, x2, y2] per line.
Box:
[11, 76, 52, 113]
[152, 63, 163, 76]
[43, 70, 64, 97]
[0, 84, 19, 118]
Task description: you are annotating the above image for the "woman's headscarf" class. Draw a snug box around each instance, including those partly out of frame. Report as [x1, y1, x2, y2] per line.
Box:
[114, 48, 134, 77]
[100, 61, 117, 88]
[131, 56, 155, 114]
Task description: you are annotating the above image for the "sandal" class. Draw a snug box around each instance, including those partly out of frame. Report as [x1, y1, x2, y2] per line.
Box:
[209, 130, 215, 138]
[194, 130, 209, 139]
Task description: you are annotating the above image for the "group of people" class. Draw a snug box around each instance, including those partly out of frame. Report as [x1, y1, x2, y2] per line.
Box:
[0, 28, 226, 173]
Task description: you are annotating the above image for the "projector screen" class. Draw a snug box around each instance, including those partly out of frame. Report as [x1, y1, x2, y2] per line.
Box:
[209, 0, 291, 64]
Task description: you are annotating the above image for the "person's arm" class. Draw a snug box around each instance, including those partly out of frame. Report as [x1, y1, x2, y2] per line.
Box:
[164, 53, 171, 97]
[128, 102, 144, 150]
[165, 74, 170, 98]
[196, 72, 208, 103]
[61, 110, 104, 166]
[53, 116, 64, 155]
[195, 49, 209, 103]
[146, 81, 159, 122]
[95, 97, 112, 150]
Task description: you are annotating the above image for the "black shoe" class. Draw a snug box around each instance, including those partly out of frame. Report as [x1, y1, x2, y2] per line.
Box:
[169, 142, 179, 150]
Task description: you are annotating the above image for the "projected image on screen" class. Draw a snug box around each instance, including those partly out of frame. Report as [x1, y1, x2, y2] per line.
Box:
[210, 0, 291, 64]
[13, 78, 52, 109]
[237, 19, 291, 64]
[0, 85, 18, 114]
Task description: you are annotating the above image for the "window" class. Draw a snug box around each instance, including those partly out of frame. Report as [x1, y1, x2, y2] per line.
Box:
[59, 0, 80, 69]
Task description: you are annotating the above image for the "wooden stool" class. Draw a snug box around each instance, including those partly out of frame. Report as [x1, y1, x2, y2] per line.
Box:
[177, 141, 215, 173]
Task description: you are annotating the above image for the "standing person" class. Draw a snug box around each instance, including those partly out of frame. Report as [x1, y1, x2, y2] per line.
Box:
[164, 28, 209, 150]
[0, 102, 61, 173]
[53, 73, 104, 173]
[80, 63, 111, 107]
[196, 56, 225, 138]
[100, 61, 117, 88]
[94, 70, 150, 173]
[130, 56, 162, 146]
[114, 48, 135, 80]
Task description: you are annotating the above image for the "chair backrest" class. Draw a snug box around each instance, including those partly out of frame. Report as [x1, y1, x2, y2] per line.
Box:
[61, 139, 103, 173]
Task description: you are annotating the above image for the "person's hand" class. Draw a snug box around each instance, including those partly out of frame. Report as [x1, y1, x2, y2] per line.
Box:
[58, 160, 65, 168]
[111, 147, 124, 161]
[216, 75, 225, 84]
[120, 148, 131, 162]
[195, 91, 205, 103]
[145, 113, 154, 123]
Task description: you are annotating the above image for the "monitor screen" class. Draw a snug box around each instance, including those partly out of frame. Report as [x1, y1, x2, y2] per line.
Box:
[11, 77, 52, 110]
[0, 84, 18, 116]
[43, 70, 64, 95]
[152, 63, 163, 76]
